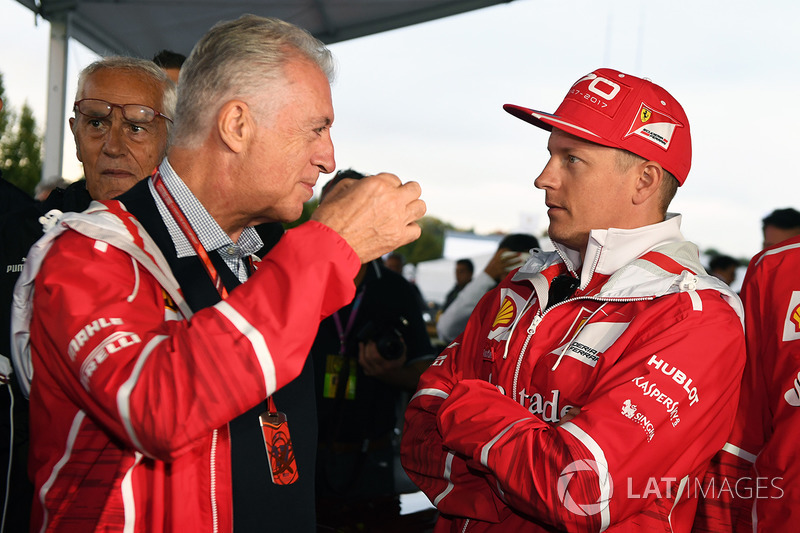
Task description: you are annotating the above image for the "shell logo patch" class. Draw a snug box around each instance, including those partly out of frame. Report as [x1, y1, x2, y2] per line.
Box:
[784, 292, 800, 342]
[488, 289, 529, 342]
[162, 289, 177, 312]
[162, 289, 181, 321]
[493, 296, 516, 329]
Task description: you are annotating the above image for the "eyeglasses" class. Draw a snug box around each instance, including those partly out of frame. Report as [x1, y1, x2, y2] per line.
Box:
[73, 98, 173, 124]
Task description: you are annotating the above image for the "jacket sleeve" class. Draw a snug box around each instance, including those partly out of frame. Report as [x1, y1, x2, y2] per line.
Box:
[430, 291, 746, 531]
[402, 286, 513, 523]
[30, 220, 359, 461]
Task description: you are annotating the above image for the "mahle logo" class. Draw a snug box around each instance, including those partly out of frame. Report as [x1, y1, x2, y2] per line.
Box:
[557, 459, 613, 516]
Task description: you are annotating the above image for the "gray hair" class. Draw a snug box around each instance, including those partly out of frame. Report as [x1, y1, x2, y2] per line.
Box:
[171, 14, 335, 148]
[75, 56, 177, 133]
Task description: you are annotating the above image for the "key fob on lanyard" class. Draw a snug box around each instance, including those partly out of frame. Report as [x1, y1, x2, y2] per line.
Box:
[259, 410, 299, 485]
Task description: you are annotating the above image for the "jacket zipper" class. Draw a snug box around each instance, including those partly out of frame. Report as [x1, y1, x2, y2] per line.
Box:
[210, 429, 219, 533]
[511, 294, 655, 398]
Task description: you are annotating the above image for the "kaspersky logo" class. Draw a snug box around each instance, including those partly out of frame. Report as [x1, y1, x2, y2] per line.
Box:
[557, 459, 613, 516]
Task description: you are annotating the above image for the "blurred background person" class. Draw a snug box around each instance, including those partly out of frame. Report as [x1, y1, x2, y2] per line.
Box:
[708, 254, 740, 287]
[693, 234, 800, 531]
[313, 169, 436, 532]
[383, 250, 427, 314]
[762, 207, 800, 249]
[441, 258, 473, 312]
[436, 233, 539, 344]
[151, 49, 187, 84]
[383, 251, 406, 275]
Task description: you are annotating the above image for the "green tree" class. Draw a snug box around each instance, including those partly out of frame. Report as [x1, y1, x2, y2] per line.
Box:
[395, 216, 452, 265]
[286, 197, 453, 265]
[0, 73, 10, 142]
[2, 102, 43, 196]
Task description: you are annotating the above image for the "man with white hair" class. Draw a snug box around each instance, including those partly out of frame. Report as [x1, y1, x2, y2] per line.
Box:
[12, 15, 424, 532]
[0, 56, 174, 533]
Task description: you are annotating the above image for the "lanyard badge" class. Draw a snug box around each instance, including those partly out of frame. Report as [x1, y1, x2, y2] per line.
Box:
[259, 398, 299, 485]
[152, 170, 298, 485]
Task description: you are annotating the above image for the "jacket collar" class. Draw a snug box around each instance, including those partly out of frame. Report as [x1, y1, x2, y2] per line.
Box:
[558, 213, 686, 290]
[511, 213, 743, 325]
[516, 213, 706, 298]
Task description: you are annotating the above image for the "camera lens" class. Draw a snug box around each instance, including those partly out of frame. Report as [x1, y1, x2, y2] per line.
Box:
[376, 330, 405, 360]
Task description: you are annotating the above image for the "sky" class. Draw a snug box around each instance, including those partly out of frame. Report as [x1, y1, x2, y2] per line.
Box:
[1, 0, 799, 263]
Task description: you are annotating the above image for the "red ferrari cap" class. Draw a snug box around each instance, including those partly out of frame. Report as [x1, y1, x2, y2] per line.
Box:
[504, 68, 691, 185]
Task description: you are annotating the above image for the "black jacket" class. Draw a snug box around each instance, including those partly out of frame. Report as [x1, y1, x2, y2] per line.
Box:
[0, 179, 92, 532]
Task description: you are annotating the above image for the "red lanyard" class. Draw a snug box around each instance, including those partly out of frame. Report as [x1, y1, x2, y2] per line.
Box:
[152, 171, 274, 412]
[152, 171, 230, 299]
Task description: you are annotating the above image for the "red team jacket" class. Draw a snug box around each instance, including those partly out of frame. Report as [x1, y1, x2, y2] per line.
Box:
[401, 216, 746, 532]
[11, 202, 359, 532]
[693, 235, 800, 532]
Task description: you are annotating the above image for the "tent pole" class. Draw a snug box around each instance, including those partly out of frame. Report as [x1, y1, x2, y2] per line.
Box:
[42, 18, 68, 182]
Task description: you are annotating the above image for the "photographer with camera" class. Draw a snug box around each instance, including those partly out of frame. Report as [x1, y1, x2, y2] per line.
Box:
[312, 170, 436, 531]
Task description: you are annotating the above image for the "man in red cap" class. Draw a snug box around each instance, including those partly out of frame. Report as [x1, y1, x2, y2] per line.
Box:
[401, 68, 746, 532]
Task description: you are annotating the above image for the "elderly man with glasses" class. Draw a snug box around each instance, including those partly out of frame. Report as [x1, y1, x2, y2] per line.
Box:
[70, 57, 175, 201]
[0, 56, 174, 533]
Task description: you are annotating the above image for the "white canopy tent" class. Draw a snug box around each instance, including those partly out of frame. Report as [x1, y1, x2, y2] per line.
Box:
[13, 0, 514, 180]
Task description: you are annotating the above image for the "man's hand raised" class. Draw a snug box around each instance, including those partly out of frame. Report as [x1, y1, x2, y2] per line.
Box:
[312, 173, 426, 263]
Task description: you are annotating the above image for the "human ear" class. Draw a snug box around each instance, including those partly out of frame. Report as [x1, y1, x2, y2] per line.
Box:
[632, 161, 663, 206]
[216, 100, 252, 154]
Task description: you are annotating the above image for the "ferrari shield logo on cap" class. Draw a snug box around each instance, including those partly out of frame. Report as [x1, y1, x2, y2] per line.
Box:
[625, 103, 683, 151]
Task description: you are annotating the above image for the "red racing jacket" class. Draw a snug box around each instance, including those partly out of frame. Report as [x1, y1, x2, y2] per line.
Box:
[401, 216, 746, 533]
[10, 201, 359, 532]
[692, 235, 800, 532]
